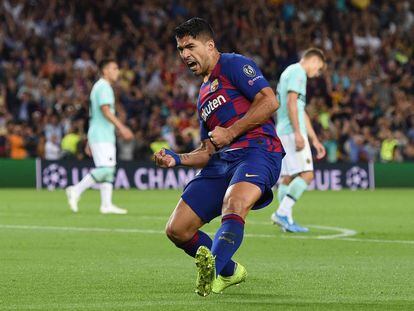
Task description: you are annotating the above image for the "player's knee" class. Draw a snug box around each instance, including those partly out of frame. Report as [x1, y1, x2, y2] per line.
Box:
[222, 195, 250, 216]
[300, 171, 314, 184]
[165, 222, 192, 244]
[91, 167, 115, 183]
[281, 175, 293, 185]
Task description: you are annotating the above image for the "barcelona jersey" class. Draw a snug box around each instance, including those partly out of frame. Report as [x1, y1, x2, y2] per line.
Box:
[197, 53, 283, 153]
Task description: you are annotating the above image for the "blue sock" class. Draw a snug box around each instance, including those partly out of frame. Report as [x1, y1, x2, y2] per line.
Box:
[176, 230, 235, 276]
[211, 214, 245, 277]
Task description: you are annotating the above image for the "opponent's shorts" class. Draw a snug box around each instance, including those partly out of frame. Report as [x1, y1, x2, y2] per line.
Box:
[89, 142, 116, 167]
[181, 147, 283, 223]
[280, 133, 313, 176]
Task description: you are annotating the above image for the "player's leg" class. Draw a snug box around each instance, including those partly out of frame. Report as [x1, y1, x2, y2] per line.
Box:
[166, 199, 238, 297]
[66, 142, 103, 212]
[66, 166, 115, 213]
[280, 171, 313, 218]
[272, 133, 296, 217]
[275, 173, 311, 231]
[277, 175, 293, 202]
[165, 199, 208, 255]
[195, 182, 260, 296]
[195, 149, 282, 296]
[211, 181, 261, 274]
[66, 173, 95, 212]
[168, 176, 237, 273]
[273, 133, 313, 232]
[94, 143, 126, 214]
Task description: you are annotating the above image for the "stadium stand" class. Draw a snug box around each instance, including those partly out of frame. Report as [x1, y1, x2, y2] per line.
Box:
[0, 0, 413, 162]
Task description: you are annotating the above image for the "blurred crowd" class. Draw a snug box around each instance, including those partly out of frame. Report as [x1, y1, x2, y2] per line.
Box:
[0, 0, 413, 163]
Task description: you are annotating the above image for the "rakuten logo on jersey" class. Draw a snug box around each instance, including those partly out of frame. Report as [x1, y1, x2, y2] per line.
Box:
[201, 95, 227, 121]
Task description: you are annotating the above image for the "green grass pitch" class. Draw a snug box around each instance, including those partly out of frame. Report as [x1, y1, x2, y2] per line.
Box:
[0, 189, 413, 310]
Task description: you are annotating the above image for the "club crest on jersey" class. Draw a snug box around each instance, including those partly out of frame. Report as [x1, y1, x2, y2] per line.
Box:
[243, 64, 256, 77]
[201, 94, 227, 121]
[210, 79, 219, 92]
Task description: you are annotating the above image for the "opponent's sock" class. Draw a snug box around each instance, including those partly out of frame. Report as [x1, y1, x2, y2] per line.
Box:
[277, 177, 308, 224]
[73, 173, 95, 196]
[277, 183, 289, 203]
[176, 230, 236, 277]
[277, 195, 295, 224]
[100, 182, 113, 207]
[286, 176, 308, 200]
[211, 214, 244, 277]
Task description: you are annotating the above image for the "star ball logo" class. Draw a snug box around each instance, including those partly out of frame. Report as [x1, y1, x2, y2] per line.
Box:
[43, 164, 68, 190]
[346, 166, 369, 190]
[243, 64, 256, 77]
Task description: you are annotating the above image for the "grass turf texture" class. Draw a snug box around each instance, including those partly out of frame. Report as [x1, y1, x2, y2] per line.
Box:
[0, 189, 413, 310]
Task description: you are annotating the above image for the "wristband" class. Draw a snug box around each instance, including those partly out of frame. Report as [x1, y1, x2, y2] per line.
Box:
[164, 148, 181, 166]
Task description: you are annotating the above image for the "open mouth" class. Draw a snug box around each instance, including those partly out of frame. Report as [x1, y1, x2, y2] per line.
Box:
[186, 60, 198, 70]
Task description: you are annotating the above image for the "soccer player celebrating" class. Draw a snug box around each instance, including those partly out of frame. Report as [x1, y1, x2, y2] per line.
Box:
[154, 18, 284, 296]
[270, 48, 326, 233]
[66, 59, 133, 214]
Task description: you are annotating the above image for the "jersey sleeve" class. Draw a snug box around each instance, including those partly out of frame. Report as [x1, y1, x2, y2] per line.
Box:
[223, 55, 270, 102]
[286, 68, 306, 95]
[96, 83, 115, 106]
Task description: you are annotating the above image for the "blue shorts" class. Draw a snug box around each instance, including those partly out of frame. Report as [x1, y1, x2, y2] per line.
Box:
[181, 148, 283, 223]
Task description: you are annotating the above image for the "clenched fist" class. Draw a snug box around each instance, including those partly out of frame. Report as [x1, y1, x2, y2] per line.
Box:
[208, 126, 236, 149]
[153, 149, 177, 168]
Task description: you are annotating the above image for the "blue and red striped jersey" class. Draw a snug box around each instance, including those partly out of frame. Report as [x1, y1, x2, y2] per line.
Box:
[197, 53, 283, 153]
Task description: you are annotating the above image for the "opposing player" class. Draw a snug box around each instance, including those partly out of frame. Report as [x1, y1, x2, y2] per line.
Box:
[66, 59, 133, 214]
[271, 48, 326, 232]
[154, 18, 284, 296]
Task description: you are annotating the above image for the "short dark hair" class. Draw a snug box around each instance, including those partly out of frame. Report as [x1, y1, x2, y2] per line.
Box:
[174, 17, 214, 40]
[302, 48, 326, 63]
[98, 58, 116, 72]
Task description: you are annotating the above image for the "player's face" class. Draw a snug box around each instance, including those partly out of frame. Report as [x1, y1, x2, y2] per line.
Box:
[104, 62, 120, 83]
[176, 35, 213, 76]
[308, 57, 325, 78]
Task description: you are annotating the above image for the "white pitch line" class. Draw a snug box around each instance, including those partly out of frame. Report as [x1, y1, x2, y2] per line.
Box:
[0, 224, 280, 238]
[0, 224, 164, 235]
[340, 237, 414, 245]
[1, 223, 413, 245]
[0, 224, 352, 239]
[306, 225, 357, 239]
[247, 221, 357, 239]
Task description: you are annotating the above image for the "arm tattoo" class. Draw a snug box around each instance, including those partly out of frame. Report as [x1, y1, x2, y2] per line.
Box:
[179, 154, 191, 161]
[178, 141, 212, 162]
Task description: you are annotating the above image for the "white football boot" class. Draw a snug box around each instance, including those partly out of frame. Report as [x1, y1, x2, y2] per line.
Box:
[66, 186, 80, 213]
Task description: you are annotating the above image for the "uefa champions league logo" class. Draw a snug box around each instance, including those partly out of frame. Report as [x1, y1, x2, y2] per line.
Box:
[346, 166, 369, 190]
[43, 164, 68, 190]
[243, 64, 256, 77]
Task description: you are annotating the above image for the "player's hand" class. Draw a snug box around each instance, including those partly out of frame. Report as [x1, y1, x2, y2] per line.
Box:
[208, 126, 235, 149]
[84, 144, 92, 157]
[120, 126, 134, 141]
[313, 140, 326, 160]
[153, 149, 176, 168]
[294, 132, 305, 151]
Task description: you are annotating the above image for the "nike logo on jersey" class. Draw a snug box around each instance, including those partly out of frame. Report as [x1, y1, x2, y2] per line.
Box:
[245, 173, 259, 177]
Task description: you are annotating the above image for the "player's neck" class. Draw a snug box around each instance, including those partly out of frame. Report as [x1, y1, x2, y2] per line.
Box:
[298, 60, 308, 75]
[203, 50, 221, 82]
[102, 76, 113, 85]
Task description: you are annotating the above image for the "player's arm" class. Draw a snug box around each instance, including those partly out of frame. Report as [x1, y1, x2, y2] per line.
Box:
[100, 105, 133, 140]
[286, 91, 305, 151]
[208, 56, 280, 148]
[214, 86, 278, 147]
[304, 112, 326, 159]
[153, 139, 215, 168]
